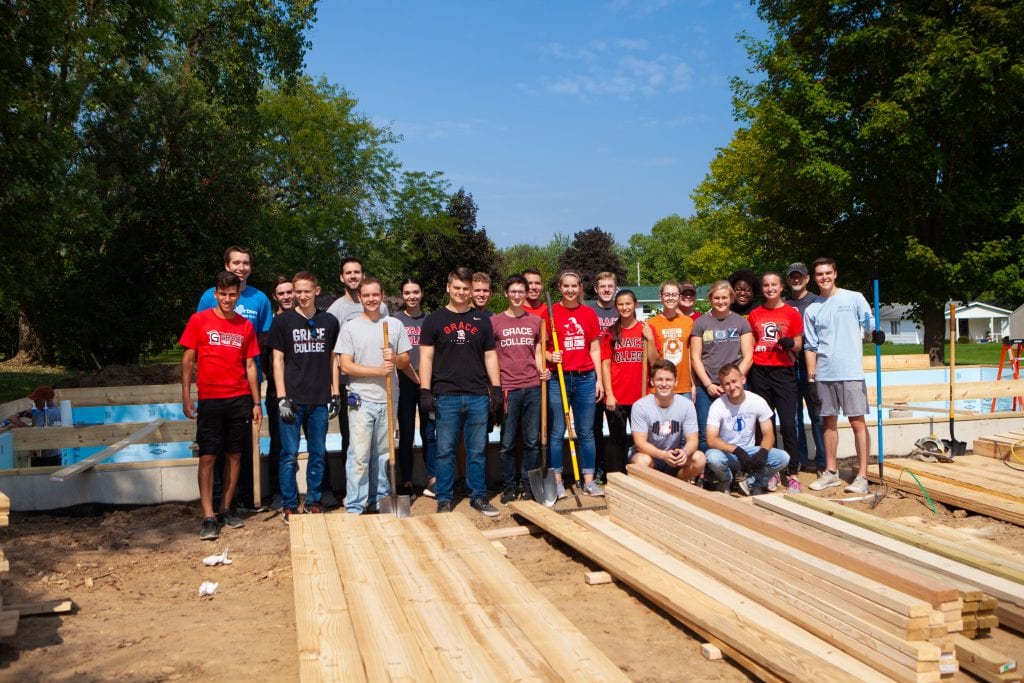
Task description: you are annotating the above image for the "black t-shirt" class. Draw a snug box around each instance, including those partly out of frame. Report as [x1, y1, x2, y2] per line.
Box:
[420, 307, 495, 396]
[267, 309, 340, 405]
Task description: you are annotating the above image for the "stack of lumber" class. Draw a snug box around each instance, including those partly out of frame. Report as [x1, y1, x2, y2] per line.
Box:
[0, 491, 18, 638]
[865, 456, 1024, 526]
[974, 430, 1024, 461]
[288, 512, 627, 682]
[758, 494, 1024, 638]
[603, 471, 956, 682]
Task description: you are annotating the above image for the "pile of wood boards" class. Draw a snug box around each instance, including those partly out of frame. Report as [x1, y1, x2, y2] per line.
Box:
[288, 512, 627, 682]
[0, 491, 18, 638]
[865, 455, 1024, 526]
[974, 430, 1024, 461]
[512, 467, 1024, 683]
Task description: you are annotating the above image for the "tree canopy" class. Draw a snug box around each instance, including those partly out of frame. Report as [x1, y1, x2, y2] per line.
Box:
[558, 227, 627, 294]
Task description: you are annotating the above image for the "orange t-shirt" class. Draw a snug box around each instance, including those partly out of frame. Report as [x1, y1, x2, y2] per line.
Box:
[647, 312, 694, 393]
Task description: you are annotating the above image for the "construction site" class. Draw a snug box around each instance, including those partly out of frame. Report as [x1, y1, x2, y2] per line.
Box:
[1, 347, 1023, 682]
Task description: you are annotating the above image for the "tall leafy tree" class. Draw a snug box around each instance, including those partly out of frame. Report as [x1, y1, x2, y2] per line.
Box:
[695, 0, 1024, 363]
[622, 214, 717, 285]
[558, 227, 626, 294]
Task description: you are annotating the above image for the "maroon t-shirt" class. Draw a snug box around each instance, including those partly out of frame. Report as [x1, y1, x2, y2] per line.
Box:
[491, 311, 542, 391]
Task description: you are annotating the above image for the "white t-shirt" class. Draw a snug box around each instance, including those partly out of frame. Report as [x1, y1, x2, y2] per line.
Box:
[706, 391, 773, 449]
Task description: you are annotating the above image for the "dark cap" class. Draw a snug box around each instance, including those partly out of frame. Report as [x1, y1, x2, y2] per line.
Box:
[787, 262, 809, 276]
[27, 386, 55, 402]
[679, 281, 697, 294]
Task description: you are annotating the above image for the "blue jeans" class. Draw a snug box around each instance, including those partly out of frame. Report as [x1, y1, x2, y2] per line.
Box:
[499, 385, 541, 487]
[345, 401, 391, 513]
[705, 446, 789, 491]
[796, 365, 826, 469]
[694, 384, 714, 453]
[278, 403, 328, 510]
[547, 370, 597, 477]
[434, 394, 489, 502]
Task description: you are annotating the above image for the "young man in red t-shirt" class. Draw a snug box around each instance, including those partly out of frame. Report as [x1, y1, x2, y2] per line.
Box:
[181, 272, 263, 540]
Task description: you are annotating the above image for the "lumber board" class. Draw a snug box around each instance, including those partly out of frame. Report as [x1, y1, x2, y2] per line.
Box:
[429, 513, 628, 681]
[509, 500, 894, 683]
[288, 516, 366, 683]
[891, 517, 1024, 567]
[625, 465, 959, 605]
[997, 604, 1024, 634]
[50, 419, 166, 481]
[953, 634, 1019, 683]
[866, 469, 1024, 527]
[0, 609, 18, 638]
[12, 419, 195, 451]
[879, 456, 1024, 504]
[585, 571, 613, 585]
[864, 355, 932, 371]
[754, 496, 1024, 612]
[786, 493, 1024, 585]
[54, 383, 198, 406]
[973, 432, 1024, 460]
[480, 524, 540, 540]
[867, 380, 1024, 404]
[3, 599, 74, 616]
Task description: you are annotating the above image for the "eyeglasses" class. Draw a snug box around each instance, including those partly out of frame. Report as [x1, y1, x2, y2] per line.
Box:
[507, 289, 526, 295]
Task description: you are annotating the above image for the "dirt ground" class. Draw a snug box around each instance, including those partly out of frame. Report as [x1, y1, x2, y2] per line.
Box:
[3, 466, 1024, 683]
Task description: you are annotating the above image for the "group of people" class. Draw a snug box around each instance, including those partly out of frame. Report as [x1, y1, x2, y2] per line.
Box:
[180, 246, 883, 539]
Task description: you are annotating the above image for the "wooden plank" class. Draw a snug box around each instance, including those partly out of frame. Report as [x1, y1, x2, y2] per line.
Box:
[867, 380, 1024, 404]
[430, 513, 629, 681]
[54, 384, 198, 406]
[0, 610, 18, 638]
[509, 500, 894, 683]
[880, 456, 1024, 499]
[953, 634, 1019, 682]
[625, 465, 959, 605]
[785, 493, 1024, 584]
[701, 643, 723, 660]
[585, 571, 613, 585]
[12, 419, 195, 451]
[863, 355, 932, 371]
[288, 515, 366, 683]
[754, 496, 1024, 612]
[866, 470, 1024, 527]
[50, 419, 166, 481]
[480, 524, 540, 540]
[3, 599, 74, 616]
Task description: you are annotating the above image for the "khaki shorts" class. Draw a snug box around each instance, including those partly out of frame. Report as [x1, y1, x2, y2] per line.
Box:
[816, 380, 868, 417]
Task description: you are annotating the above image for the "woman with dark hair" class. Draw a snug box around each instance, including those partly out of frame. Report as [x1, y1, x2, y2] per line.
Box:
[600, 290, 656, 474]
[728, 269, 759, 317]
[393, 276, 437, 497]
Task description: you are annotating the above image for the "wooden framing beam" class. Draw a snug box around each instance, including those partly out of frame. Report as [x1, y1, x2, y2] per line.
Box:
[867, 380, 1024, 405]
[863, 355, 932, 371]
[50, 420, 166, 481]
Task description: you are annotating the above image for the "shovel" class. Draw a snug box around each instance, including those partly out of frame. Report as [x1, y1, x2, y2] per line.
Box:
[944, 304, 967, 456]
[546, 292, 583, 508]
[378, 321, 411, 517]
[527, 323, 558, 506]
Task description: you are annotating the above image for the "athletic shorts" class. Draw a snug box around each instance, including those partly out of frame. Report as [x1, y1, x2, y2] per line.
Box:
[816, 380, 868, 417]
[196, 395, 252, 457]
[628, 450, 680, 476]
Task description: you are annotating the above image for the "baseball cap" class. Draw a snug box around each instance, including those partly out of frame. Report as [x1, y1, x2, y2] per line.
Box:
[787, 263, 809, 276]
[27, 386, 55, 402]
[679, 281, 697, 295]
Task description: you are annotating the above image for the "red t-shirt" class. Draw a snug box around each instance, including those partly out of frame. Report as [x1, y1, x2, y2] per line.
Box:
[546, 302, 600, 372]
[748, 303, 803, 367]
[179, 309, 259, 399]
[600, 323, 647, 405]
[524, 300, 548, 320]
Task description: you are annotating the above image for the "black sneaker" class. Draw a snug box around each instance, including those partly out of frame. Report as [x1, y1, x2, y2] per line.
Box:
[436, 500, 453, 514]
[200, 517, 219, 540]
[216, 510, 245, 529]
[518, 483, 533, 502]
[500, 486, 517, 506]
[470, 498, 500, 517]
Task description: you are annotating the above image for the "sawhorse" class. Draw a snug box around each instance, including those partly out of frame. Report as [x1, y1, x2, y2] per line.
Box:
[991, 338, 1024, 412]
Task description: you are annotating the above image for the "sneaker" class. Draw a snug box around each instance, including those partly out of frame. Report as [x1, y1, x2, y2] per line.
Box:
[283, 508, 300, 525]
[304, 503, 324, 514]
[518, 484, 533, 502]
[594, 473, 607, 486]
[270, 493, 283, 510]
[735, 479, 751, 496]
[582, 481, 605, 497]
[800, 464, 820, 475]
[436, 500, 453, 514]
[470, 498, 500, 517]
[320, 490, 340, 509]
[200, 517, 219, 540]
[555, 482, 567, 499]
[766, 474, 780, 492]
[749, 485, 765, 496]
[423, 480, 436, 498]
[809, 470, 842, 491]
[845, 475, 870, 494]
[786, 476, 802, 494]
[500, 486, 517, 506]
[216, 510, 245, 529]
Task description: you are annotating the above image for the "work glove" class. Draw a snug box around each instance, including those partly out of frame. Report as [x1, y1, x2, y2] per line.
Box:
[419, 388, 435, 416]
[778, 336, 795, 350]
[732, 446, 769, 474]
[278, 397, 296, 424]
[327, 394, 341, 419]
[807, 384, 823, 415]
[871, 330, 886, 345]
[488, 386, 504, 429]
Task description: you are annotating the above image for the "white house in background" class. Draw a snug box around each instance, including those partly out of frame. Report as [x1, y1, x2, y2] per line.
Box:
[945, 302, 1011, 342]
[1010, 303, 1024, 340]
[878, 304, 923, 344]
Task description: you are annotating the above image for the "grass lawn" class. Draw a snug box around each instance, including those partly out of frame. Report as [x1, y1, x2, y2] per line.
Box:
[0, 366, 75, 404]
[863, 342, 1004, 365]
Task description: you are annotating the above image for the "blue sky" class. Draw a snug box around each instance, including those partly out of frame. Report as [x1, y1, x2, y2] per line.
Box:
[303, 1, 768, 248]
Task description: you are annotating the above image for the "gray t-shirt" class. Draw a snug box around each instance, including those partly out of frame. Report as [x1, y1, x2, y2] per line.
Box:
[784, 291, 823, 316]
[327, 295, 389, 385]
[629, 394, 698, 459]
[690, 312, 753, 384]
[334, 315, 410, 404]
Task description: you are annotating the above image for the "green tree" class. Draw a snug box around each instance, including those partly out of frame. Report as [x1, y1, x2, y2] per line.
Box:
[558, 227, 626, 294]
[696, 0, 1024, 363]
[622, 214, 717, 285]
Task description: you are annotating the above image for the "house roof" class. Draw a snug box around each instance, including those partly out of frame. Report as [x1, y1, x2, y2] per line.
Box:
[946, 302, 1012, 320]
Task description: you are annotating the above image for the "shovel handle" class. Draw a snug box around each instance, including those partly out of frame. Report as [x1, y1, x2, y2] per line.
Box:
[383, 322, 398, 486]
[546, 292, 582, 484]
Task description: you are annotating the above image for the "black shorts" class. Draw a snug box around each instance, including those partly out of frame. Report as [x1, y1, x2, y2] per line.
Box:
[196, 395, 252, 457]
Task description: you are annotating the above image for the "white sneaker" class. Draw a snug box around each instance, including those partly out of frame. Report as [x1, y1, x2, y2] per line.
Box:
[809, 470, 841, 491]
[845, 476, 870, 494]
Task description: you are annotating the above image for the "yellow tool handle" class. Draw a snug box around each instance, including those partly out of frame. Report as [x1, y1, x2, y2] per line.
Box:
[548, 306, 582, 483]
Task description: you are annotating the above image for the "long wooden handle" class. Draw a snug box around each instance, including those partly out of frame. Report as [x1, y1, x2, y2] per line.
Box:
[546, 293, 581, 483]
[540, 323, 548, 448]
[383, 322, 396, 464]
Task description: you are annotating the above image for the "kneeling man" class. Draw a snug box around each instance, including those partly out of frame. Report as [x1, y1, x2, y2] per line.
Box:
[704, 363, 789, 495]
[628, 360, 706, 481]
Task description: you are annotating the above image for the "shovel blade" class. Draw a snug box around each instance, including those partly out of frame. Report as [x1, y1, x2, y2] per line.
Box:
[378, 497, 394, 515]
[395, 495, 411, 518]
[528, 467, 559, 508]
